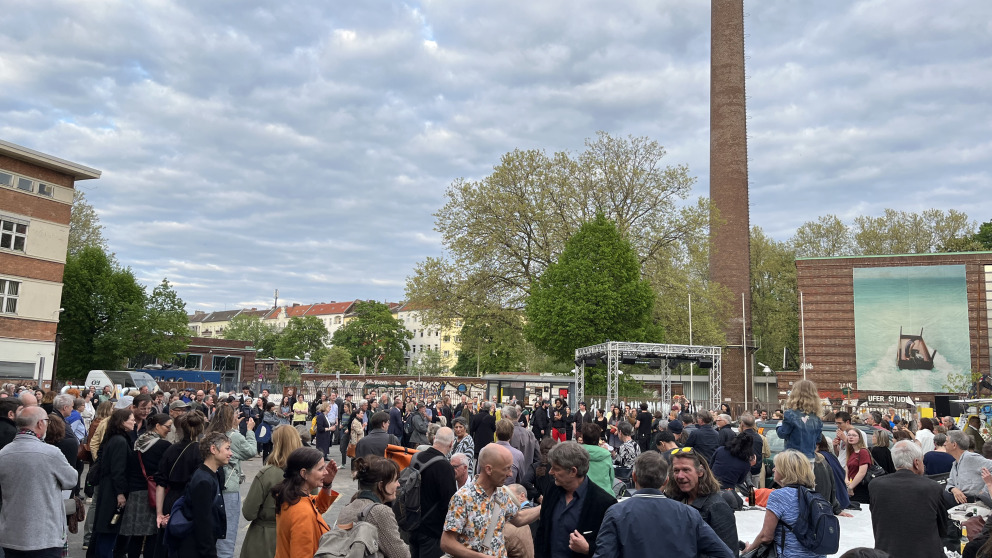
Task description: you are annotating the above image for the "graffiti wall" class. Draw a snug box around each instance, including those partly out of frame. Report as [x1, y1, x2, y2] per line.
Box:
[298, 374, 488, 403]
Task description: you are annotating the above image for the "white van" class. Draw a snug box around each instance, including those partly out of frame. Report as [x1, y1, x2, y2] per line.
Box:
[85, 370, 160, 396]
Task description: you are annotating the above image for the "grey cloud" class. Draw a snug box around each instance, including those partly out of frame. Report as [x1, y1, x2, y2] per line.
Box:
[1, 0, 989, 309]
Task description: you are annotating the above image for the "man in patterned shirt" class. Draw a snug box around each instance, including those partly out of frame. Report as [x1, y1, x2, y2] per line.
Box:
[442, 444, 542, 558]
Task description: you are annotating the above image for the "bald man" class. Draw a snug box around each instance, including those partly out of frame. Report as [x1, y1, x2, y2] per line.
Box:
[0, 406, 78, 556]
[442, 444, 542, 558]
[18, 390, 37, 408]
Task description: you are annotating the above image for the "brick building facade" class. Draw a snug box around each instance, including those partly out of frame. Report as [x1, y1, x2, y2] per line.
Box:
[795, 252, 992, 404]
[0, 140, 100, 385]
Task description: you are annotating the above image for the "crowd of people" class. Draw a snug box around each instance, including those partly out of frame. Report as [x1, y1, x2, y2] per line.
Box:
[0, 380, 987, 558]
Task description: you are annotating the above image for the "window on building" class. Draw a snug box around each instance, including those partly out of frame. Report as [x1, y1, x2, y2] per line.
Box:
[0, 172, 13, 188]
[0, 279, 19, 314]
[443, 335, 450, 342]
[455, 319, 463, 327]
[335, 316, 342, 324]
[37, 183, 54, 197]
[15, 177, 32, 192]
[443, 350, 450, 358]
[455, 336, 461, 343]
[0, 218, 28, 252]
[419, 329, 424, 337]
[173, 353, 202, 369]
[434, 344, 439, 351]
[411, 345, 416, 353]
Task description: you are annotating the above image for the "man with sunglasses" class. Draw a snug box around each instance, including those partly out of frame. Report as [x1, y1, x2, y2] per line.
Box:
[667, 447, 739, 555]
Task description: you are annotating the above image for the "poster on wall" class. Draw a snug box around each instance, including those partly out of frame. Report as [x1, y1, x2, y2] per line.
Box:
[854, 265, 971, 392]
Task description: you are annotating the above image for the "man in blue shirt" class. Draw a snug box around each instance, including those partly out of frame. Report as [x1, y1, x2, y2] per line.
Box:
[593, 451, 734, 558]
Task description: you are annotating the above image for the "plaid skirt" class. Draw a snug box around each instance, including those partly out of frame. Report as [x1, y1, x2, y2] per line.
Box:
[118, 490, 158, 536]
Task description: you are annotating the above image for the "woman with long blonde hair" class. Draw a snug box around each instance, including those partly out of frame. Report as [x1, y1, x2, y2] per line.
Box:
[776, 379, 823, 460]
[240, 425, 303, 558]
[743, 450, 825, 557]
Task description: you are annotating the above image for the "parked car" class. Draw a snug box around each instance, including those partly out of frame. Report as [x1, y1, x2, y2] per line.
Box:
[755, 421, 876, 487]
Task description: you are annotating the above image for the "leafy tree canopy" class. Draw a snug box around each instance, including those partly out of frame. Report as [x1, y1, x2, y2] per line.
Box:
[274, 316, 329, 362]
[406, 132, 706, 325]
[68, 190, 111, 258]
[791, 209, 976, 258]
[524, 214, 660, 364]
[223, 314, 279, 357]
[330, 301, 412, 374]
[58, 246, 188, 379]
[319, 346, 359, 374]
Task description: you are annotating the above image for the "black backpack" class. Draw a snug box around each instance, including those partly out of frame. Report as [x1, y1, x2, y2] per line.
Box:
[392, 453, 446, 532]
[781, 484, 840, 555]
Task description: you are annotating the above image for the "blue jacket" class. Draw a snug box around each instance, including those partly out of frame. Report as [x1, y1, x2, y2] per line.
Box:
[388, 406, 405, 438]
[776, 409, 822, 459]
[685, 424, 720, 463]
[592, 490, 733, 558]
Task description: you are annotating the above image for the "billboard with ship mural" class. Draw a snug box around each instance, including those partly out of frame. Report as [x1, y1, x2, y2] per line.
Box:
[853, 265, 971, 392]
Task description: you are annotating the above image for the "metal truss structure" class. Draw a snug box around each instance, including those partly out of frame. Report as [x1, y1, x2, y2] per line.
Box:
[574, 341, 723, 410]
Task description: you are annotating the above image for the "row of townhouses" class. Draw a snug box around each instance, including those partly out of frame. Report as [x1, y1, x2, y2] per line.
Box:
[187, 301, 464, 371]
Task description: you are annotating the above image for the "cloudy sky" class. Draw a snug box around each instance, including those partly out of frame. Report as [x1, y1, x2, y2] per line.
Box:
[3, 1, 990, 311]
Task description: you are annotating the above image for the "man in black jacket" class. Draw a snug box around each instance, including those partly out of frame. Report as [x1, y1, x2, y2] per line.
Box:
[409, 427, 457, 558]
[870, 440, 947, 558]
[355, 411, 400, 459]
[533, 399, 551, 441]
[572, 402, 591, 440]
[0, 398, 18, 451]
[52, 393, 80, 467]
[535, 441, 616, 558]
[684, 410, 720, 463]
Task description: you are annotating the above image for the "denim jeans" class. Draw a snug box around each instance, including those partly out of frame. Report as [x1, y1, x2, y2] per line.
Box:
[215, 491, 241, 558]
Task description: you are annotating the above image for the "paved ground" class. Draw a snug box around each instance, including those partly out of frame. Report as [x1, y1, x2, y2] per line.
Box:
[66, 448, 358, 558]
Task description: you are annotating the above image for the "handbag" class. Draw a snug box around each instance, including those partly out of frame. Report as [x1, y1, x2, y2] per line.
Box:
[138, 451, 158, 509]
[66, 494, 86, 534]
[77, 440, 92, 464]
[347, 444, 356, 458]
[741, 542, 775, 558]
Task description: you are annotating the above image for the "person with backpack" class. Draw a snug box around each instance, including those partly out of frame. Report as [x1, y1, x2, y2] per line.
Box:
[402, 427, 457, 558]
[332, 456, 409, 558]
[743, 449, 839, 558]
[170, 432, 233, 557]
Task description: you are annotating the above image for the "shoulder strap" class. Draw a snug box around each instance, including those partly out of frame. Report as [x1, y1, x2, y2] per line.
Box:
[413, 453, 447, 472]
[358, 502, 379, 522]
[481, 498, 502, 551]
[138, 451, 150, 478]
[169, 442, 193, 479]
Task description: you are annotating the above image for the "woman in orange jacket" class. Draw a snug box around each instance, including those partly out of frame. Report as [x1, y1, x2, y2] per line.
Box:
[272, 447, 340, 558]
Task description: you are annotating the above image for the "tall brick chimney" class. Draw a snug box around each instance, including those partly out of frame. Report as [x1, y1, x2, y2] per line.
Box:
[709, 0, 752, 407]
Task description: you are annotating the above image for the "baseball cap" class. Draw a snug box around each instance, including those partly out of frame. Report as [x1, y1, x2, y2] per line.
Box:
[668, 419, 684, 435]
[115, 396, 134, 409]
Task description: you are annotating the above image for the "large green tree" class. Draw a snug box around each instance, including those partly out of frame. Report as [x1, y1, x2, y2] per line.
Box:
[750, 227, 799, 371]
[223, 314, 279, 356]
[319, 346, 359, 374]
[274, 316, 329, 361]
[133, 279, 190, 366]
[58, 247, 147, 378]
[406, 132, 721, 365]
[330, 301, 412, 374]
[524, 214, 660, 364]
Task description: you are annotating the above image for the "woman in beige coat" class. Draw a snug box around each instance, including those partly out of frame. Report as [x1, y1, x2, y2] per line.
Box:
[240, 425, 301, 558]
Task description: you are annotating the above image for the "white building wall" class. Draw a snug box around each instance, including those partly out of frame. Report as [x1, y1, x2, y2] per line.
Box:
[0, 338, 56, 384]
